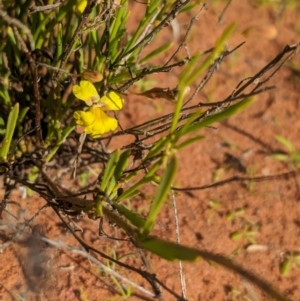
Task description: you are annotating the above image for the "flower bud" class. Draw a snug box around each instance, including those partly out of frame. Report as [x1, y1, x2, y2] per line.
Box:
[81, 70, 103, 83]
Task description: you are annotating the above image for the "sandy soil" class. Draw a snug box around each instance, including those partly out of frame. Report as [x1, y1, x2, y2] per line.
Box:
[1, 1, 300, 301]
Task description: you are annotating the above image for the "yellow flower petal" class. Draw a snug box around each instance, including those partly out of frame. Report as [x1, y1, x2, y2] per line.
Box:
[73, 80, 100, 106]
[74, 107, 118, 138]
[100, 91, 124, 111]
[75, 0, 87, 14]
[74, 109, 96, 127]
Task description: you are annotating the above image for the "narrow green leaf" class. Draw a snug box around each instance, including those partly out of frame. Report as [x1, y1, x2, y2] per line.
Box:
[122, 0, 160, 56]
[18, 107, 29, 124]
[170, 83, 193, 133]
[34, 12, 54, 48]
[0, 89, 11, 104]
[280, 258, 292, 275]
[176, 135, 204, 150]
[179, 2, 198, 13]
[112, 202, 146, 228]
[140, 42, 173, 64]
[270, 153, 288, 162]
[100, 149, 120, 191]
[230, 232, 243, 240]
[177, 98, 254, 137]
[185, 23, 235, 87]
[44, 124, 75, 163]
[109, 3, 127, 61]
[275, 135, 295, 152]
[137, 236, 200, 261]
[294, 253, 300, 265]
[116, 160, 161, 202]
[138, 236, 292, 301]
[116, 189, 140, 201]
[0, 103, 19, 161]
[291, 152, 300, 164]
[116, 176, 153, 202]
[148, 0, 161, 14]
[55, 23, 63, 62]
[106, 150, 131, 196]
[144, 136, 170, 160]
[143, 157, 177, 234]
[179, 53, 202, 86]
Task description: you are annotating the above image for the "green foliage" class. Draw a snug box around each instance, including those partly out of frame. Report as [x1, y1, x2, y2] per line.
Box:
[207, 199, 222, 225]
[0, 1, 294, 300]
[271, 135, 300, 168]
[226, 208, 245, 221]
[227, 207, 259, 245]
[280, 252, 300, 276]
[230, 224, 259, 245]
[0, 103, 19, 162]
[142, 156, 177, 236]
[253, 0, 298, 9]
[137, 236, 200, 261]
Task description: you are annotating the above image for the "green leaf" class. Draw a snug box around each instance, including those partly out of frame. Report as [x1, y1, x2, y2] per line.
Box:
[170, 73, 196, 133]
[0, 116, 5, 135]
[106, 150, 131, 196]
[294, 252, 300, 266]
[0, 89, 11, 104]
[180, 23, 235, 87]
[280, 258, 292, 275]
[18, 107, 29, 124]
[177, 98, 254, 138]
[111, 202, 146, 228]
[55, 23, 63, 61]
[100, 149, 120, 191]
[122, 0, 160, 57]
[137, 236, 200, 261]
[275, 135, 295, 152]
[140, 42, 173, 64]
[136, 235, 291, 301]
[226, 209, 245, 221]
[109, 2, 128, 61]
[176, 135, 204, 150]
[143, 157, 177, 235]
[44, 124, 75, 163]
[179, 53, 202, 86]
[115, 161, 159, 202]
[290, 152, 300, 164]
[0, 103, 19, 162]
[179, 2, 199, 13]
[230, 231, 243, 240]
[270, 153, 288, 162]
[144, 136, 170, 160]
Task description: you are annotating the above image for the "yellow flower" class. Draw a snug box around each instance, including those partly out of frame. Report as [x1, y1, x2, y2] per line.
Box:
[73, 80, 100, 106]
[74, 107, 119, 138]
[75, 0, 87, 14]
[73, 80, 124, 138]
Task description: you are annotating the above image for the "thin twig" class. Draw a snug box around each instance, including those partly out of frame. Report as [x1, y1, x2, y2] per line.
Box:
[218, 0, 234, 25]
[230, 43, 299, 99]
[29, 1, 64, 13]
[118, 59, 188, 93]
[11, 26, 43, 145]
[172, 169, 300, 192]
[164, 3, 207, 66]
[41, 237, 156, 298]
[171, 190, 187, 299]
[184, 42, 246, 106]
[0, 7, 34, 50]
[112, 0, 191, 65]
